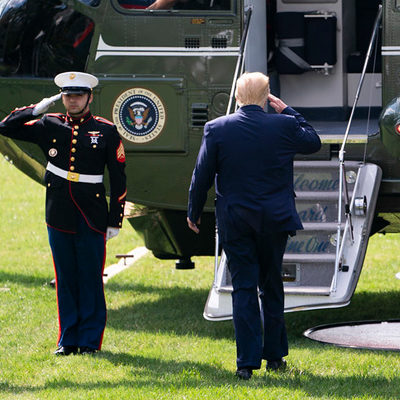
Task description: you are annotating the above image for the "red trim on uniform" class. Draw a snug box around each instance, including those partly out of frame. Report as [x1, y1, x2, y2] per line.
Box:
[68, 181, 106, 235]
[46, 222, 77, 234]
[98, 234, 107, 350]
[1, 105, 35, 122]
[73, 22, 94, 48]
[68, 125, 74, 172]
[47, 113, 66, 122]
[24, 119, 40, 126]
[67, 111, 93, 126]
[93, 116, 114, 126]
[50, 253, 62, 345]
[118, 189, 127, 202]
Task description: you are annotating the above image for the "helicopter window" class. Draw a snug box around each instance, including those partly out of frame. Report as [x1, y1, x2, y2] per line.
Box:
[77, 0, 101, 5]
[33, 8, 95, 77]
[0, 1, 95, 77]
[117, 0, 230, 11]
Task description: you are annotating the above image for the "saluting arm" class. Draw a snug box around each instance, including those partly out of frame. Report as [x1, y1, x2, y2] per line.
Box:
[269, 94, 321, 154]
[286, 111, 321, 154]
[0, 106, 41, 142]
[0, 94, 61, 142]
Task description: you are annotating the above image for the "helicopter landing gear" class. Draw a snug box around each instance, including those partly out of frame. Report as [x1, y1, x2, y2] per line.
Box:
[175, 258, 195, 269]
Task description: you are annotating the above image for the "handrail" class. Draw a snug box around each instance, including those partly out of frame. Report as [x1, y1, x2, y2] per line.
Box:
[213, 6, 253, 286]
[330, 165, 363, 293]
[226, 6, 253, 116]
[331, 4, 382, 293]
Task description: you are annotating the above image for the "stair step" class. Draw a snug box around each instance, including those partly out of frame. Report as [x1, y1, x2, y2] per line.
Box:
[284, 286, 331, 296]
[294, 160, 362, 169]
[217, 285, 233, 293]
[286, 232, 336, 254]
[302, 222, 343, 231]
[216, 285, 332, 296]
[283, 253, 336, 263]
[293, 160, 361, 193]
[296, 191, 344, 200]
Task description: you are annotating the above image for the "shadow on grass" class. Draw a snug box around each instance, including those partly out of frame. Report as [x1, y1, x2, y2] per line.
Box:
[0, 270, 52, 288]
[2, 352, 400, 398]
[107, 283, 234, 340]
[4, 269, 400, 348]
[107, 280, 400, 344]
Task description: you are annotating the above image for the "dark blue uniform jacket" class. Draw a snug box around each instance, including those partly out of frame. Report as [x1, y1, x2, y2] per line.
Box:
[0, 106, 127, 234]
[188, 105, 321, 242]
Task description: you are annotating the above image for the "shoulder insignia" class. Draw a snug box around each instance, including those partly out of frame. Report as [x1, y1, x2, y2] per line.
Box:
[93, 115, 114, 126]
[24, 119, 40, 126]
[47, 113, 65, 121]
[116, 140, 126, 163]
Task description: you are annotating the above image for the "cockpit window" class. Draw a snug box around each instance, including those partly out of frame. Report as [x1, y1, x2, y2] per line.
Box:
[0, 0, 95, 77]
[117, 0, 230, 11]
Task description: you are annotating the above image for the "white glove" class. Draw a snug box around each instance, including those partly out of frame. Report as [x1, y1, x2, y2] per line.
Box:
[106, 227, 120, 241]
[32, 93, 62, 116]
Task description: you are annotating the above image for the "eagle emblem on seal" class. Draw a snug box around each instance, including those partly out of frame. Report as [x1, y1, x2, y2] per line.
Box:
[127, 101, 153, 130]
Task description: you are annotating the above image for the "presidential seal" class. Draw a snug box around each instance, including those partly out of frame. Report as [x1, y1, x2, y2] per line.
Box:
[112, 88, 166, 143]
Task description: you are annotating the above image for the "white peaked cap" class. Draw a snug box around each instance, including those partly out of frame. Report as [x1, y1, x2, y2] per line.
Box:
[54, 71, 99, 91]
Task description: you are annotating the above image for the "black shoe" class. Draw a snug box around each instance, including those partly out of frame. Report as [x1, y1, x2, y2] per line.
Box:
[266, 358, 287, 371]
[54, 346, 78, 356]
[235, 368, 252, 380]
[79, 346, 98, 355]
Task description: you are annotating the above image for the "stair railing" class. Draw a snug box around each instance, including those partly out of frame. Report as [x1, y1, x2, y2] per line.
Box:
[331, 4, 382, 293]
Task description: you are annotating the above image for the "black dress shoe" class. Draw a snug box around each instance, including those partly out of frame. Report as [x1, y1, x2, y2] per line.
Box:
[54, 346, 78, 356]
[266, 358, 287, 371]
[235, 368, 252, 380]
[79, 346, 98, 355]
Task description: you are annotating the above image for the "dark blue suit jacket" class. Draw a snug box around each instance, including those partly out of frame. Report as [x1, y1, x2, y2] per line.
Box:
[188, 105, 321, 242]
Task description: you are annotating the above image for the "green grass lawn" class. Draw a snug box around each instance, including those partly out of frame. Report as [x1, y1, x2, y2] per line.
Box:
[1, 156, 400, 399]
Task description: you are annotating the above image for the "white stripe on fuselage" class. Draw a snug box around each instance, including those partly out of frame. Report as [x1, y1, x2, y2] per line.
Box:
[382, 46, 400, 55]
[95, 35, 240, 60]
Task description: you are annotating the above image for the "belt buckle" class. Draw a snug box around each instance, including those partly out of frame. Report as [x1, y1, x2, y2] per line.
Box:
[67, 171, 80, 182]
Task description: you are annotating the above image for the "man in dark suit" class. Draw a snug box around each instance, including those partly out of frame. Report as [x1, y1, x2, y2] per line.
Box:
[187, 72, 321, 379]
[0, 72, 127, 356]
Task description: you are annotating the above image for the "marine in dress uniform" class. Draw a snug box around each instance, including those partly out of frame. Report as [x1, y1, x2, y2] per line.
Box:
[0, 71, 127, 355]
[187, 72, 321, 379]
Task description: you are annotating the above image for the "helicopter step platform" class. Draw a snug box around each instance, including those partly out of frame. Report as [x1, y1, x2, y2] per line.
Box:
[203, 160, 382, 321]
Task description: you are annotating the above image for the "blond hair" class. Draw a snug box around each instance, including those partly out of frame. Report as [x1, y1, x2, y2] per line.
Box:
[235, 72, 270, 107]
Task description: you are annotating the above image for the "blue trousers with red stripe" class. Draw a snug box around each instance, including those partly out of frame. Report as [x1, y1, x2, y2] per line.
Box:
[47, 213, 106, 350]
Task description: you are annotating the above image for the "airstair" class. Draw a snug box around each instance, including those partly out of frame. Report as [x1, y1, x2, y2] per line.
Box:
[203, 4, 383, 321]
[203, 159, 382, 320]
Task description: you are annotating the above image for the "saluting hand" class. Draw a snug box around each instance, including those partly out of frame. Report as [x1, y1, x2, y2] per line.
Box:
[267, 94, 288, 114]
[32, 93, 62, 116]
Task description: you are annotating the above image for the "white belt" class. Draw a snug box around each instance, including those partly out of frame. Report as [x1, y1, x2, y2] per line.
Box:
[46, 162, 103, 184]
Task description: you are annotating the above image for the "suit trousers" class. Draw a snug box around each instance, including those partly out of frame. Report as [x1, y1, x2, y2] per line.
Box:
[223, 230, 289, 369]
[47, 213, 106, 350]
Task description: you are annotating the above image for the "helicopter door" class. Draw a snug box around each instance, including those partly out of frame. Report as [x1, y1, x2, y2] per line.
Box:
[275, 11, 337, 75]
